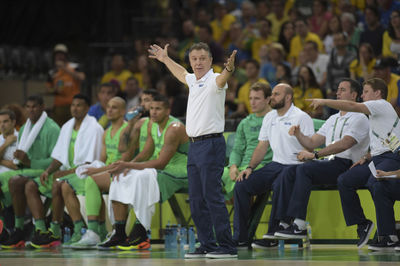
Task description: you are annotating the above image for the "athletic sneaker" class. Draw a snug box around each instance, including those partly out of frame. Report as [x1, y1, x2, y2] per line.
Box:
[262, 225, 285, 239]
[97, 230, 126, 250]
[274, 223, 307, 239]
[184, 247, 208, 259]
[30, 229, 61, 249]
[70, 229, 100, 249]
[117, 236, 150, 251]
[368, 236, 398, 251]
[205, 250, 238, 259]
[357, 220, 374, 249]
[62, 231, 82, 248]
[1, 228, 25, 249]
[251, 239, 279, 249]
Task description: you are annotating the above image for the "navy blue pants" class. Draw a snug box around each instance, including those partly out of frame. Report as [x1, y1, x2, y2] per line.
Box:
[337, 152, 400, 226]
[284, 158, 352, 220]
[233, 162, 287, 242]
[187, 136, 236, 253]
[370, 179, 400, 236]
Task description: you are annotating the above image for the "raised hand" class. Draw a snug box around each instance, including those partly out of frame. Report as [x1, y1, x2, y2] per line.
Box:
[148, 44, 169, 63]
[224, 50, 237, 72]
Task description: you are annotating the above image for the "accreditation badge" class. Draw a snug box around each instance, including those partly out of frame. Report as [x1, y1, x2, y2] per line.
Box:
[382, 132, 400, 152]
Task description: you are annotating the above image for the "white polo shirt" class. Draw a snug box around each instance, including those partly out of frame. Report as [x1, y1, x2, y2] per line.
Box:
[0, 129, 18, 174]
[364, 99, 400, 156]
[185, 69, 227, 137]
[259, 104, 314, 165]
[317, 112, 370, 163]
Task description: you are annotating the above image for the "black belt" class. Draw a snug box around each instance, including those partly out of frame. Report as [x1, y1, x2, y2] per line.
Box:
[189, 133, 223, 142]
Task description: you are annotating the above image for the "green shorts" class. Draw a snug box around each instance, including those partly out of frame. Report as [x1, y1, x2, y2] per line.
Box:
[0, 168, 44, 207]
[156, 170, 188, 203]
[33, 173, 86, 198]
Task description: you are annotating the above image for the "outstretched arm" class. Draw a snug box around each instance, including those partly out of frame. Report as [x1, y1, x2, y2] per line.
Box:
[148, 44, 188, 84]
[308, 99, 370, 115]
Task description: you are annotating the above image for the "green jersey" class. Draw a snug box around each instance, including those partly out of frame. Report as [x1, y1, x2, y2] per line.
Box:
[150, 116, 188, 177]
[105, 122, 128, 165]
[18, 117, 60, 169]
[229, 114, 272, 167]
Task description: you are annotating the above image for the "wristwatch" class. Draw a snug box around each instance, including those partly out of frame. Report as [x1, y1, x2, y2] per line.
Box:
[313, 151, 320, 159]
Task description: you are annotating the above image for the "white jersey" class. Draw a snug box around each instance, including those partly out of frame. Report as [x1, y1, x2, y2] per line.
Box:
[317, 112, 370, 162]
[0, 129, 18, 173]
[259, 104, 314, 165]
[364, 99, 400, 156]
[185, 69, 227, 137]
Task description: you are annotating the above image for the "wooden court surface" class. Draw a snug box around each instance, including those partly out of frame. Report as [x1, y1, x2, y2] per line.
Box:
[1, 244, 400, 266]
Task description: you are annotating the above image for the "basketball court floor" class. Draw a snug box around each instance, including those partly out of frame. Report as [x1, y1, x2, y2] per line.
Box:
[1, 244, 400, 266]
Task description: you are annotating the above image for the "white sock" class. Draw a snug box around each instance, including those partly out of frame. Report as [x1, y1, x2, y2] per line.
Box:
[389, 235, 399, 242]
[294, 218, 306, 230]
[279, 222, 290, 229]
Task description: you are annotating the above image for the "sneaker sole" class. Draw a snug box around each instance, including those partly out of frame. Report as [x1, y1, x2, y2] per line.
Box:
[117, 242, 151, 251]
[262, 234, 279, 240]
[70, 244, 99, 250]
[274, 232, 306, 239]
[357, 223, 375, 249]
[184, 254, 207, 259]
[30, 240, 61, 249]
[205, 254, 238, 259]
[251, 243, 278, 249]
[97, 245, 118, 251]
[368, 246, 396, 251]
[1, 241, 25, 249]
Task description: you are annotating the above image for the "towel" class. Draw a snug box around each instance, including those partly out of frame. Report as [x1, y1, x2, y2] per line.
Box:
[13, 111, 47, 164]
[75, 160, 106, 179]
[108, 168, 159, 230]
[0, 129, 18, 173]
[51, 114, 103, 169]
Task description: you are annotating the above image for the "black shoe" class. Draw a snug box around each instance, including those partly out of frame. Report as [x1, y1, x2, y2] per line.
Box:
[251, 239, 279, 249]
[184, 247, 208, 259]
[262, 225, 285, 239]
[97, 231, 126, 250]
[357, 220, 374, 248]
[30, 230, 61, 249]
[1, 228, 25, 248]
[206, 250, 238, 259]
[368, 236, 398, 251]
[274, 223, 307, 239]
[235, 241, 250, 250]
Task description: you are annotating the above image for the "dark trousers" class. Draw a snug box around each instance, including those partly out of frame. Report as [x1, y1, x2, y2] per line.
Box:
[371, 179, 400, 236]
[187, 136, 236, 253]
[285, 158, 352, 220]
[233, 162, 287, 242]
[337, 152, 400, 226]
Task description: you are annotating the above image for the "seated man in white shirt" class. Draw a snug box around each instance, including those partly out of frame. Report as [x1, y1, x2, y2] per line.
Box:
[233, 83, 315, 248]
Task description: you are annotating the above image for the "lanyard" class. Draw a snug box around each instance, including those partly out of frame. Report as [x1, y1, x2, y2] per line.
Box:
[331, 116, 350, 143]
[371, 117, 399, 141]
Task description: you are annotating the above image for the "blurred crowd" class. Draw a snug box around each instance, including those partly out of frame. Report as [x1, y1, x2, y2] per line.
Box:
[2, 0, 400, 124]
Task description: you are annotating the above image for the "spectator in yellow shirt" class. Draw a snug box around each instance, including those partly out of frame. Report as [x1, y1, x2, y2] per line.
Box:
[289, 18, 324, 68]
[101, 54, 133, 91]
[382, 10, 400, 59]
[350, 43, 376, 83]
[210, 3, 236, 49]
[237, 59, 269, 115]
[251, 18, 274, 62]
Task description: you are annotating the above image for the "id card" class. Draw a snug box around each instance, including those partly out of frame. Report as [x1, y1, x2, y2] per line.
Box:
[382, 132, 400, 152]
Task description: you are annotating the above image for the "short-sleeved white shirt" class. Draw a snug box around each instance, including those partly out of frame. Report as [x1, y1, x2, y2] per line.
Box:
[185, 69, 227, 137]
[364, 99, 400, 156]
[259, 104, 314, 165]
[0, 129, 18, 174]
[307, 54, 329, 85]
[317, 112, 370, 162]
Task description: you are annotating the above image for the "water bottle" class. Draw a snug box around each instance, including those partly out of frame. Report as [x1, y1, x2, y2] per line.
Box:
[147, 229, 151, 241]
[180, 227, 187, 250]
[278, 239, 284, 250]
[188, 227, 196, 252]
[164, 226, 172, 249]
[170, 225, 178, 249]
[302, 222, 312, 248]
[63, 227, 71, 243]
[126, 106, 144, 121]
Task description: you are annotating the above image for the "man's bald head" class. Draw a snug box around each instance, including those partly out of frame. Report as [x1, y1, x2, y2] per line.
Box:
[106, 96, 127, 121]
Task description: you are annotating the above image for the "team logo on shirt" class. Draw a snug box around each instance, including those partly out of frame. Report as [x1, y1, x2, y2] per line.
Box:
[199, 84, 204, 87]
[284, 122, 292, 126]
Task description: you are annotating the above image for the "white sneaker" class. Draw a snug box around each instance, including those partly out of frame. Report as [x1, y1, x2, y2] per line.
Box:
[70, 229, 100, 249]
